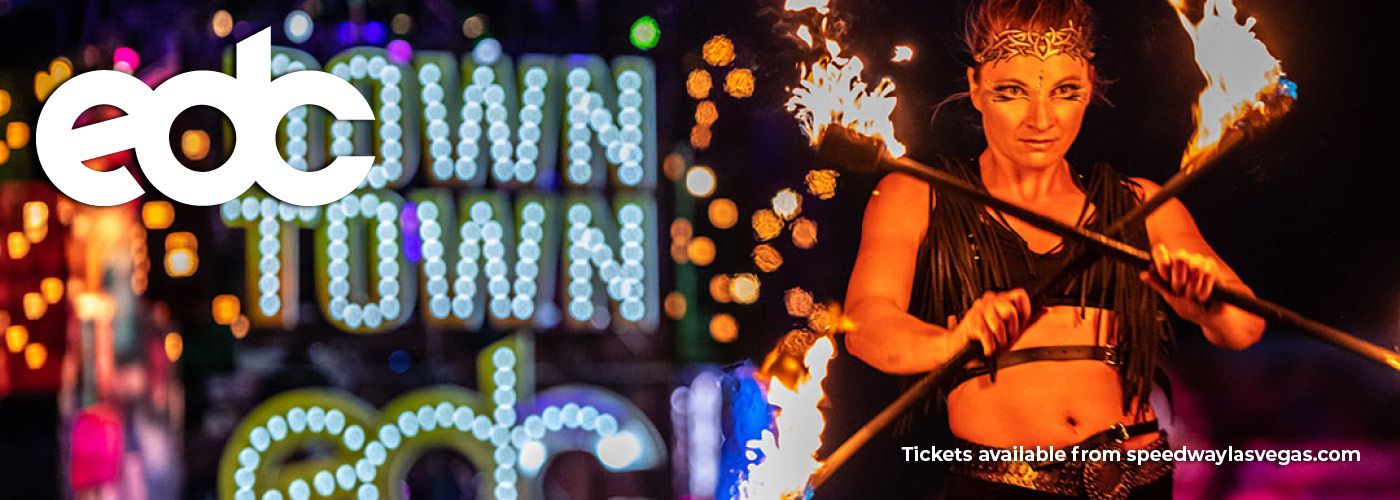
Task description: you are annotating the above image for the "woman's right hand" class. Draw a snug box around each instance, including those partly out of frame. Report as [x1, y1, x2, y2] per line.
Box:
[954, 289, 1032, 357]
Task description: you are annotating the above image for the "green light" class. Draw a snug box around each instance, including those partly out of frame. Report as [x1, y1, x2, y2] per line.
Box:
[630, 16, 660, 50]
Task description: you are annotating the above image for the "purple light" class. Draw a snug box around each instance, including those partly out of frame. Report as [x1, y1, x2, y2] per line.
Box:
[336, 22, 358, 44]
[400, 202, 422, 264]
[386, 40, 412, 64]
[363, 21, 386, 44]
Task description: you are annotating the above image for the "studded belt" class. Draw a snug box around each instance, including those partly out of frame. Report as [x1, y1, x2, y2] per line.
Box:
[948, 423, 1173, 500]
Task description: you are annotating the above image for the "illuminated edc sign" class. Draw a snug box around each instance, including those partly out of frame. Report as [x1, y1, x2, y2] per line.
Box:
[214, 35, 658, 335]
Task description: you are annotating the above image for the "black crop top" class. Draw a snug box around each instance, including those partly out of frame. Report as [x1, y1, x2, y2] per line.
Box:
[982, 208, 1114, 308]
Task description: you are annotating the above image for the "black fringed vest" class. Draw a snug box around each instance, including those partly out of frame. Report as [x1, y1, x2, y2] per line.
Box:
[906, 157, 1172, 416]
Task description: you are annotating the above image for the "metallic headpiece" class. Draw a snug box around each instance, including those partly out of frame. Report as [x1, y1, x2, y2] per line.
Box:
[973, 24, 1095, 64]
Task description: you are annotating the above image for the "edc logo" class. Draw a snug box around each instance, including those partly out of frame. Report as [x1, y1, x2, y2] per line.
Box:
[36, 29, 373, 207]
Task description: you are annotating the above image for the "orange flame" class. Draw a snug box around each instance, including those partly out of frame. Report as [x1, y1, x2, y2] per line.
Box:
[1170, 0, 1283, 169]
[784, 5, 906, 158]
[741, 336, 835, 500]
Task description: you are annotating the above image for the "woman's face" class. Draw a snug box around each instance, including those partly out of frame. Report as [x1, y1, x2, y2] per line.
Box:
[968, 55, 1092, 170]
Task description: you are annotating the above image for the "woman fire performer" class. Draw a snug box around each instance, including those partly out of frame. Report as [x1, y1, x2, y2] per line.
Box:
[842, 0, 1266, 498]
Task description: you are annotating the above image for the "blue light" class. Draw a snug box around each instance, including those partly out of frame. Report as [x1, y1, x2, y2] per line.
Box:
[389, 350, 410, 374]
[336, 22, 358, 44]
[363, 21, 386, 44]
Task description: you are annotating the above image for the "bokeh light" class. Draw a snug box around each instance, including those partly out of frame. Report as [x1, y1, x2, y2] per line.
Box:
[23, 201, 47, 243]
[893, 45, 914, 62]
[8, 232, 30, 258]
[165, 332, 183, 363]
[387, 40, 413, 64]
[180, 129, 210, 161]
[709, 313, 738, 343]
[0, 90, 10, 115]
[723, 68, 755, 98]
[751, 209, 783, 241]
[664, 152, 686, 181]
[685, 166, 716, 197]
[753, 244, 783, 272]
[5, 325, 27, 354]
[23, 292, 45, 320]
[630, 16, 661, 50]
[772, 189, 801, 220]
[805, 169, 839, 199]
[709, 274, 733, 303]
[791, 217, 818, 249]
[142, 201, 174, 230]
[689, 125, 711, 150]
[785, 288, 815, 317]
[24, 342, 47, 370]
[41, 277, 64, 304]
[664, 291, 687, 320]
[285, 10, 314, 44]
[703, 35, 736, 67]
[113, 47, 140, 73]
[391, 14, 413, 35]
[731, 273, 760, 304]
[707, 198, 738, 229]
[212, 10, 233, 37]
[231, 315, 251, 339]
[687, 237, 715, 266]
[212, 295, 241, 325]
[695, 101, 718, 126]
[8, 122, 31, 149]
[363, 21, 386, 44]
[686, 69, 712, 100]
[462, 14, 487, 39]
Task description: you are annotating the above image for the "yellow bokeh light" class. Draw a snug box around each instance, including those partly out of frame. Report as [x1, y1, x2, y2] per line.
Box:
[708, 198, 738, 229]
[34, 58, 73, 102]
[41, 278, 64, 304]
[709, 313, 738, 343]
[724, 68, 755, 99]
[0, 143, 9, 165]
[687, 237, 716, 266]
[695, 100, 718, 126]
[792, 217, 818, 249]
[212, 294, 241, 325]
[753, 244, 783, 272]
[23, 293, 46, 320]
[664, 152, 686, 181]
[165, 248, 198, 277]
[23, 201, 48, 243]
[751, 209, 783, 242]
[212, 10, 234, 37]
[7, 122, 30, 149]
[670, 243, 689, 265]
[785, 288, 815, 317]
[686, 69, 712, 99]
[7, 232, 30, 259]
[142, 201, 175, 230]
[690, 124, 711, 150]
[709, 274, 733, 303]
[805, 169, 839, 200]
[807, 302, 848, 336]
[703, 35, 736, 67]
[5, 325, 28, 354]
[165, 332, 183, 362]
[24, 342, 47, 370]
[165, 231, 197, 251]
[772, 189, 801, 220]
[731, 273, 760, 304]
[181, 129, 211, 161]
[664, 291, 687, 320]
[231, 315, 251, 339]
[0, 89, 10, 115]
[685, 166, 716, 197]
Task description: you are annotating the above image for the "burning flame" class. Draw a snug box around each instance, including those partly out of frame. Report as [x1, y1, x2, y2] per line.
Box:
[1170, 0, 1284, 169]
[784, 3, 906, 158]
[741, 336, 835, 500]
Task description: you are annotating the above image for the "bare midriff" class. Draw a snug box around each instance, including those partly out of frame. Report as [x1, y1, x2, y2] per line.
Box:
[946, 305, 1161, 451]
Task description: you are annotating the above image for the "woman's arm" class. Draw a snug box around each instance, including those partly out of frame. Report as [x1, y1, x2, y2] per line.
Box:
[844, 173, 1029, 374]
[1134, 177, 1266, 350]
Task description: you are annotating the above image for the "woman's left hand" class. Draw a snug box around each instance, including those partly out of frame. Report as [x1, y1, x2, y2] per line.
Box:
[1139, 244, 1224, 324]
